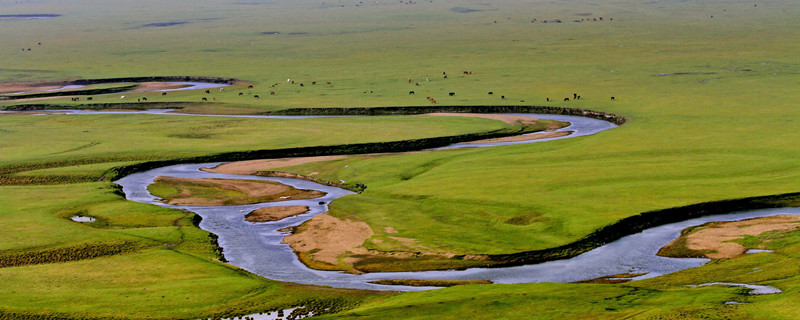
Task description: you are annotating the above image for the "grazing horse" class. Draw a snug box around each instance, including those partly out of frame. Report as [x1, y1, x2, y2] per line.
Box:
[239, 92, 244, 96]
[409, 91, 415, 95]
[449, 92, 455, 96]
[162, 92, 167, 96]
[312, 81, 317, 85]
[248, 85, 254, 88]
[201, 97, 207, 101]
[142, 97, 147, 101]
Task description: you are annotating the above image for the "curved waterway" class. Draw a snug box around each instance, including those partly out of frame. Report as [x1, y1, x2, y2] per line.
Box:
[113, 112, 790, 292]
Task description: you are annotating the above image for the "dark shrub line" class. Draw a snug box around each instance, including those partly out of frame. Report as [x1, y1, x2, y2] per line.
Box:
[0, 311, 127, 320]
[271, 105, 626, 125]
[1, 85, 139, 100]
[68, 76, 237, 86]
[0, 75, 237, 100]
[483, 192, 800, 267]
[1, 102, 190, 111]
[105, 125, 533, 181]
[0, 241, 146, 269]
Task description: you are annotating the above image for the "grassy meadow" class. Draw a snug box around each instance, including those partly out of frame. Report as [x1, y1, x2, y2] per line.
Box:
[2, 0, 800, 318]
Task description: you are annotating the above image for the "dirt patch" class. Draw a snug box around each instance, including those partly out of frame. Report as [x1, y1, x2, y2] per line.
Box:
[151, 176, 325, 206]
[384, 227, 398, 234]
[203, 155, 347, 175]
[658, 215, 800, 259]
[464, 131, 572, 144]
[245, 206, 309, 222]
[282, 213, 373, 268]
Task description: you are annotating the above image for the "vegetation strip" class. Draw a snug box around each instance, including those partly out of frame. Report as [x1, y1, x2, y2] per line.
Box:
[0, 241, 147, 268]
[484, 192, 800, 268]
[0, 76, 236, 100]
[1, 102, 189, 111]
[104, 106, 618, 181]
[271, 105, 626, 125]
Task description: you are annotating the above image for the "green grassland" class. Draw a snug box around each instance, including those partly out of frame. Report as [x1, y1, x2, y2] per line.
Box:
[1, 0, 800, 318]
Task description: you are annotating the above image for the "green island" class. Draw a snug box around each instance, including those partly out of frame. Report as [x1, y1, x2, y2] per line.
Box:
[2, 0, 800, 319]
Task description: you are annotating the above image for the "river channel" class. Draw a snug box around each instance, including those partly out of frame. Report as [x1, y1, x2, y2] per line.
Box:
[111, 112, 797, 291]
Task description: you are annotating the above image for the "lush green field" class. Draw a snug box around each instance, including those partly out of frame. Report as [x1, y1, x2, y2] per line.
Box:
[2, 0, 800, 318]
[0, 113, 513, 318]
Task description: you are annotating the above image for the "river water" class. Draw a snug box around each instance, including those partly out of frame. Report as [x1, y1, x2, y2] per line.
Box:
[112, 112, 795, 291]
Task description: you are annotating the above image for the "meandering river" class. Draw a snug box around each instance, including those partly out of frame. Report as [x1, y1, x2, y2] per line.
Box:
[111, 112, 795, 291]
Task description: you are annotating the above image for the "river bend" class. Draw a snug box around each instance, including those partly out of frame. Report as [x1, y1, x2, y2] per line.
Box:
[114, 112, 795, 291]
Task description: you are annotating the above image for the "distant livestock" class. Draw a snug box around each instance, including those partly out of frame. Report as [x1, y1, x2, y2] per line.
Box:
[564, 98, 570, 101]
[239, 92, 244, 96]
[409, 91, 415, 95]
[488, 92, 493, 95]
[248, 85, 254, 88]
[254, 95, 260, 98]
[449, 92, 455, 96]
[120, 96, 126, 99]
[162, 92, 167, 96]
[611, 96, 616, 101]
[204, 89, 211, 94]
[201, 97, 207, 101]
[142, 97, 147, 101]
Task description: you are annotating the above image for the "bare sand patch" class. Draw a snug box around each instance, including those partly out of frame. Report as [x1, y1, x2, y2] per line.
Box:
[282, 213, 373, 267]
[245, 206, 309, 222]
[659, 215, 800, 259]
[131, 82, 192, 92]
[464, 131, 573, 144]
[151, 176, 325, 206]
[384, 227, 398, 234]
[203, 156, 347, 175]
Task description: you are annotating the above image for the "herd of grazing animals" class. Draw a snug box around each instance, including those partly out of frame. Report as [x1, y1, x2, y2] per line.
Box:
[60, 76, 615, 104]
